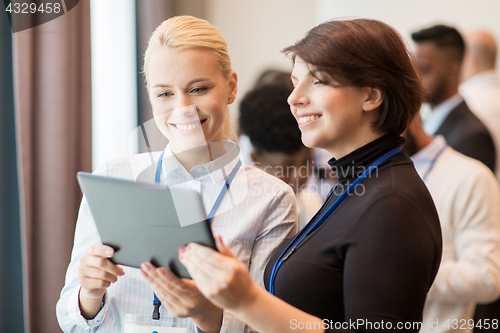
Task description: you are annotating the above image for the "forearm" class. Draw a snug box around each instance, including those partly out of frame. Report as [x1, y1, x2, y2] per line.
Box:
[79, 288, 104, 319]
[191, 305, 223, 333]
[230, 285, 324, 333]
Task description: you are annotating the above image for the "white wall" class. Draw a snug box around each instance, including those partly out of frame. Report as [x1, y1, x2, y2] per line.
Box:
[205, 0, 317, 131]
[315, 0, 500, 71]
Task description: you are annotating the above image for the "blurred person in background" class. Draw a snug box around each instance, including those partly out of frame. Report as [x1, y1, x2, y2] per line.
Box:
[460, 28, 500, 333]
[412, 25, 496, 172]
[404, 114, 500, 333]
[460, 30, 500, 180]
[239, 83, 324, 229]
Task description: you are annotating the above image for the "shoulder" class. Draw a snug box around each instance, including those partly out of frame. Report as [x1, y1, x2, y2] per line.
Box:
[239, 163, 295, 199]
[354, 156, 439, 228]
[429, 147, 498, 190]
[452, 102, 491, 134]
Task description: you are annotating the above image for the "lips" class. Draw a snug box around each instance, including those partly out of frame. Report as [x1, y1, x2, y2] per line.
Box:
[169, 118, 207, 132]
[298, 115, 321, 124]
[296, 114, 322, 128]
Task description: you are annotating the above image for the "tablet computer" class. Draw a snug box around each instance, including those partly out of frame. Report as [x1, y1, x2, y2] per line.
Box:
[76, 171, 216, 279]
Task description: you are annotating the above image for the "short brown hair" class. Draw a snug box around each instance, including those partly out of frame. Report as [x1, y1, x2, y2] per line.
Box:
[284, 19, 424, 136]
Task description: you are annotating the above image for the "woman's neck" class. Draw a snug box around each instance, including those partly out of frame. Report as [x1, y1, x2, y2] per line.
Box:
[171, 142, 227, 172]
[328, 132, 404, 187]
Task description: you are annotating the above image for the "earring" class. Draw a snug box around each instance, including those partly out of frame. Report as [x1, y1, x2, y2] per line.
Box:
[228, 98, 233, 103]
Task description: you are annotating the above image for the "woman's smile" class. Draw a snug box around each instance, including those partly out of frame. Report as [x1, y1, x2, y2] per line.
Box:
[296, 114, 322, 128]
[168, 118, 207, 133]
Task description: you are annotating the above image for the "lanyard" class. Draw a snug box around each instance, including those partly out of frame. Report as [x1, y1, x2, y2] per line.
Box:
[268, 146, 402, 295]
[421, 145, 447, 182]
[151, 150, 242, 319]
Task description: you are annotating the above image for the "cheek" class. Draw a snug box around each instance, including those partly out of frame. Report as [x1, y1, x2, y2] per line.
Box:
[150, 97, 171, 117]
[200, 94, 227, 120]
[153, 114, 170, 138]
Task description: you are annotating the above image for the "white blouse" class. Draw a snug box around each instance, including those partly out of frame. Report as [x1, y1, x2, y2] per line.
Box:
[56, 142, 298, 333]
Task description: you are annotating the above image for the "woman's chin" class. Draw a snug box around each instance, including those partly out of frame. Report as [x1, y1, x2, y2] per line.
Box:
[301, 134, 322, 150]
[171, 140, 209, 154]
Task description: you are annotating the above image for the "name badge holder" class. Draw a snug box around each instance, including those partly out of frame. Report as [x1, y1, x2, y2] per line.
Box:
[124, 314, 189, 333]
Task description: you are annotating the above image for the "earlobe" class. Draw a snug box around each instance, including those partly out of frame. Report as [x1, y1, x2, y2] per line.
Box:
[363, 88, 384, 112]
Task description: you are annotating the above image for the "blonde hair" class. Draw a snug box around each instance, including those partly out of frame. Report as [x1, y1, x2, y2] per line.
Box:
[144, 15, 236, 141]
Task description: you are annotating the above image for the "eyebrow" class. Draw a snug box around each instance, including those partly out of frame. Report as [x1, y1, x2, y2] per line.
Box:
[290, 70, 315, 82]
[309, 68, 327, 78]
[151, 78, 212, 89]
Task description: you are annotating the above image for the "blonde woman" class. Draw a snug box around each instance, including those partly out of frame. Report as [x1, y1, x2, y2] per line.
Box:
[56, 16, 297, 333]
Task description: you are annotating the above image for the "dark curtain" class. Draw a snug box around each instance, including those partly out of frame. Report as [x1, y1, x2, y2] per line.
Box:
[12, 1, 92, 332]
[0, 7, 24, 333]
[136, 0, 174, 126]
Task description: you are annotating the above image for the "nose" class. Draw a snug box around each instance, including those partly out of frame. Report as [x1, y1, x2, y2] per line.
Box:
[172, 94, 197, 118]
[173, 104, 197, 120]
[287, 85, 309, 108]
[174, 93, 194, 111]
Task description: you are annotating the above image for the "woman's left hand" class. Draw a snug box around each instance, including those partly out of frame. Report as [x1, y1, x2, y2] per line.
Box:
[179, 236, 260, 312]
[140, 262, 223, 332]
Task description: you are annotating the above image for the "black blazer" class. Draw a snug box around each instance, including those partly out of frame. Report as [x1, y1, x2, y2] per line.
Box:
[435, 100, 496, 172]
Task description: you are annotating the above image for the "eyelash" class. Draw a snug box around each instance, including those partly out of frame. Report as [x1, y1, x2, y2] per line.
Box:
[158, 92, 171, 98]
[157, 87, 208, 99]
[190, 87, 207, 94]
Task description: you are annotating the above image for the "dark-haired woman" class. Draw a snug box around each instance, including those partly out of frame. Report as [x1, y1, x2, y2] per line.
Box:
[143, 18, 442, 333]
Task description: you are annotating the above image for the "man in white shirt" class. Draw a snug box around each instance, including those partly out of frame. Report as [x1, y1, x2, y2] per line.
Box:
[460, 30, 500, 180]
[403, 114, 500, 333]
[411, 25, 496, 173]
[460, 30, 500, 332]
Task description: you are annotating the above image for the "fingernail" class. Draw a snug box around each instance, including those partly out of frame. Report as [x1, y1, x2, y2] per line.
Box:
[141, 263, 151, 272]
[157, 268, 166, 276]
[105, 249, 114, 257]
[178, 248, 185, 260]
[139, 269, 147, 278]
[218, 235, 224, 244]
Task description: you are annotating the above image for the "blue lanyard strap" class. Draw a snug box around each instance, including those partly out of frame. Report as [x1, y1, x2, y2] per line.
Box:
[155, 151, 242, 223]
[421, 145, 447, 182]
[154, 151, 165, 184]
[207, 159, 242, 223]
[269, 146, 402, 295]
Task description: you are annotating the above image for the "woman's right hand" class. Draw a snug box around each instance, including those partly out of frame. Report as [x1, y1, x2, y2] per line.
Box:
[78, 244, 124, 318]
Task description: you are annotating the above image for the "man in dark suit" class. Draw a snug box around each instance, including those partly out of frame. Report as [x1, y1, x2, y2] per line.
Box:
[412, 25, 496, 172]
[413, 24, 499, 332]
